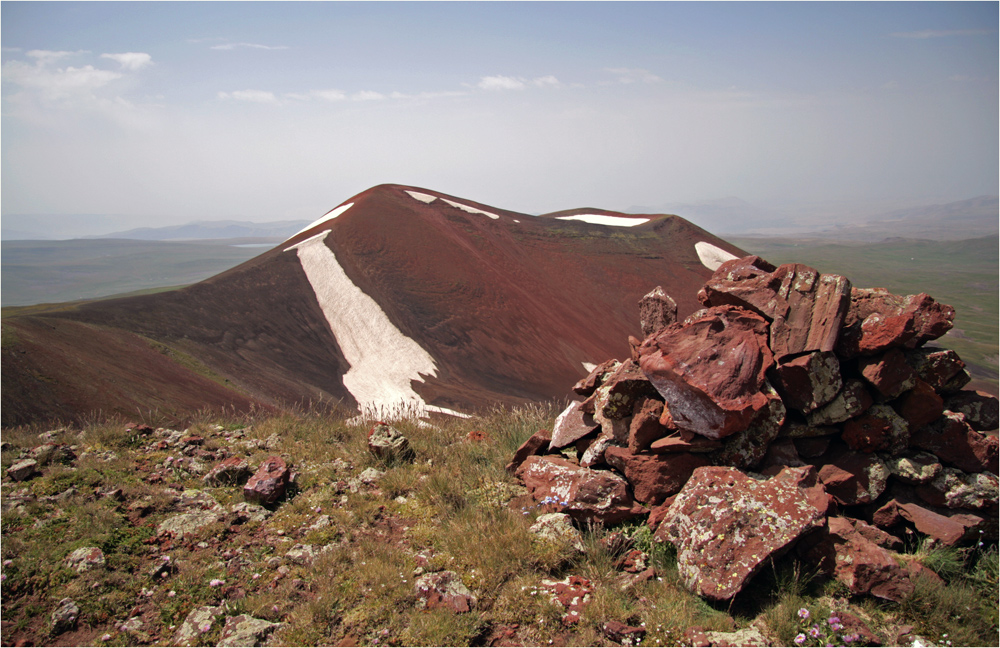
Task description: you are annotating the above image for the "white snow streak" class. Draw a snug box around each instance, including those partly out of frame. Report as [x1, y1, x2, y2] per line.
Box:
[405, 190, 438, 204]
[442, 198, 500, 220]
[694, 241, 739, 271]
[555, 214, 651, 227]
[285, 229, 456, 417]
[582, 362, 598, 372]
[288, 202, 354, 239]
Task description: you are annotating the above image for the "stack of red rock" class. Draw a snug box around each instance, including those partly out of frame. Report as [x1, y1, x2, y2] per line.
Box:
[508, 256, 998, 603]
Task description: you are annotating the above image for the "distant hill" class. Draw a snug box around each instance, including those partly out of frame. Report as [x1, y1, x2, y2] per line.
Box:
[625, 197, 789, 234]
[91, 219, 312, 241]
[2, 184, 742, 426]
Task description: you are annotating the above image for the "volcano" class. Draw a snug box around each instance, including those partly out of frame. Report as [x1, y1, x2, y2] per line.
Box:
[2, 184, 745, 426]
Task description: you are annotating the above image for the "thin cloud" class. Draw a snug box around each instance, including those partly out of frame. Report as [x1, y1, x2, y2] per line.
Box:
[477, 75, 561, 91]
[101, 52, 153, 71]
[218, 89, 280, 104]
[3, 60, 121, 96]
[210, 42, 290, 51]
[351, 90, 386, 101]
[25, 49, 85, 65]
[604, 67, 663, 84]
[889, 29, 993, 39]
[285, 89, 347, 102]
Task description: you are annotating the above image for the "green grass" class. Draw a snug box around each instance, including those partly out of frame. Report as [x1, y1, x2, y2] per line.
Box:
[2, 405, 997, 646]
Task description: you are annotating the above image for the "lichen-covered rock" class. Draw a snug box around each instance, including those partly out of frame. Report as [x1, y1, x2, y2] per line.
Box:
[549, 401, 599, 450]
[904, 348, 971, 393]
[798, 517, 913, 602]
[173, 606, 224, 646]
[157, 491, 226, 538]
[882, 451, 942, 485]
[604, 446, 709, 505]
[515, 455, 642, 525]
[653, 466, 826, 601]
[65, 546, 105, 573]
[815, 445, 890, 506]
[911, 412, 998, 474]
[639, 305, 775, 440]
[806, 379, 873, 427]
[770, 351, 842, 414]
[217, 614, 283, 647]
[6, 459, 39, 482]
[367, 422, 415, 462]
[603, 620, 647, 645]
[529, 512, 585, 553]
[541, 575, 593, 626]
[592, 359, 659, 421]
[573, 359, 620, 397]
[915, 468, 998, 510]
[639, 286, 678, 337]
[944, 391, 1000, 431]
[893, 379, 945, 431]
[415, 571, 476, 613]
[243, 456, 292, 506]
[841, 404, 909, 455]
[50, 598, 80, 634]
[708, 384, 786, 469]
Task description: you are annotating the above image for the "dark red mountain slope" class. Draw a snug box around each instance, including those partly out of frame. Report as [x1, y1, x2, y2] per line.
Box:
[2, 184, 745, 426]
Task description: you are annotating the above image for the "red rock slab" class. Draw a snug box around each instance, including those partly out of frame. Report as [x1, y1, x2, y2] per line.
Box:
[572, 359, 620, 397]
[649, 433, 722, 454]
[914, 468, 998, 510]
[549, 401, 599, 450]
[944, 391, 1000, 431]
[873, 499, 983, 546]
[505, 428, 551, 474]
[243, 456, 291, 506]
[629, 397, 667, 454]
[798, 516, 913, 602]
[653, 466, 826, 602]
[604, 446, 710, 505]
[699, 258, 851, 361]
[593, 358, 659, 420]
[639, 305, 774, 440]
[414, 571, 476, 613]
[893, 379, 944, 431]
[515, 455, 643, 525]
[814, 444, 890, 506]
[837, 288, 955, 358]
[639, 286, 678, 337]
[203, 457, 252, 487]
[858, 348, 918, 400]
[708, 385, 786, 470]
[769, 351, 842, 414]
[911, 412, 998, 474]
[903, 348, 971, 393]
[841, 404, 910, 455]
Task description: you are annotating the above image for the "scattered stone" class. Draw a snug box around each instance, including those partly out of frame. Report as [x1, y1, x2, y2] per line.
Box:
[602, 620, 647, 646]
[838, 288, 954, 358]
[367, 422, 415, 462]
[904, 348, 970, 393]
[841, 404, 909, 455]
[157, 507, 226, 539]
[893, 379, 945, 431]
[815, 445, 890, 506]
[604, 446, 709, 505]
[6, 459, 39, 482]
[65, 546, 105, 573]
[770, 351, 842, 414]
[541, 575, 592, 626]
[529, 512, 585, 553]
[707, 386, 785, 469]
[648, 431, 721, 454]
[515, 455, 642, 524]
[230, 501, 270, 524]
[203, 457, 252, 486]
[50, 598, 80, 634]
[173, 605, 223, 646]
[873, 498, 983, 546]
[882, 451, 942, 485]
[414, 571, 476, 613]
[639, 305, 775, 440]
[573, 359, 621, 397]
[806, 379, 873, 427]
[243, 456, 291, 506]
[915, 468, 998, 510]
[653, 466, 826, 601]
[217, 614, 283, 647]
[911, 412, 998, 474]
[704, 627, 770, 647]
[32, 444, 76, 466]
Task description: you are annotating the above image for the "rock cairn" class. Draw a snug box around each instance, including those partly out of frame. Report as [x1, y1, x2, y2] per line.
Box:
[510, 255, 998, 602]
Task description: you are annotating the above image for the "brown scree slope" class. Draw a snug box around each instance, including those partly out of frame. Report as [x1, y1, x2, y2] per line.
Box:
[2, 184, 743, 427]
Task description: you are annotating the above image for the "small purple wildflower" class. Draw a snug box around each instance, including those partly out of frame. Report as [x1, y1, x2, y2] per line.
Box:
[809, 626, 821, 638]
[794, 633, 807, 645]
[797, 608, 810, 620]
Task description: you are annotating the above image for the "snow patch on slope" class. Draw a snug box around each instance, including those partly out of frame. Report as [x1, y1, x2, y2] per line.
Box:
[695, 241, 739, 271]
[406, 190, 438, 204]
[288, 203, 354, 239]
[285, 229, 458, 417]
[556, 214, 650, 227]
[442, 198, 500, 220]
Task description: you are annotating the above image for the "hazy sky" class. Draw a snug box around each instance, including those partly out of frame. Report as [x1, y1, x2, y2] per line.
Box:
[2, 2, 997, 227]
